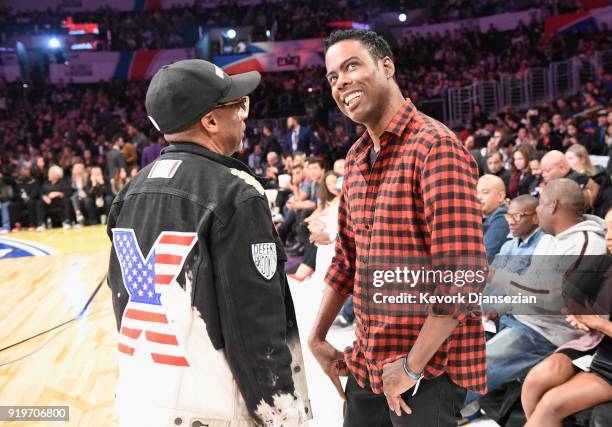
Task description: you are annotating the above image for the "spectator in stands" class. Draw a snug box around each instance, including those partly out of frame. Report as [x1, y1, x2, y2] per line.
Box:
[141, 132, 164, 168]
[69, 163, 89, 226]
[490, 195, 545, 276]
[85, 166, 113, 225]
[537, 122, 563, 151]
[126, 123, 150, 151]
[463, 179, 607, 420]
[564, 120, 593, 152]
[111, 168, 128, 196]
[121, 137, 138, 172]
[282, 116, 320, 155]
[486, 152, 510, 188]
[0, 171, 12, 233]
[508, 145, 535, 198]
[10, 166, 40, 231]
[521, 207, 612, 426]
[39, 165, 73, 230]
[33, 156, 47, 185]
[105, 134, 127, 179]
[565, 144, 608, 188]
[264, 151, 285, 184]
[541, 150, 600, 210]
[552, 113, 567, 140]
[248, 144, 264, 175]
[529, 151, 545, 196]
[259, 123, 281, 157]
[477, 174, 510, 262]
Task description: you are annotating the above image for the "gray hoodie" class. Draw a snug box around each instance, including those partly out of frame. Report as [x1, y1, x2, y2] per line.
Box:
[493, 215, 607, 346]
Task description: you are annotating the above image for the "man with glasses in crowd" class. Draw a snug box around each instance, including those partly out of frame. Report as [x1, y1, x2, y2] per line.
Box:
[107, 59, 311, 427]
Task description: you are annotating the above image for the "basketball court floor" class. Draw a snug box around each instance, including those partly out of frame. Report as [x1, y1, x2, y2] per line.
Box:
[0, 227, 496, 426]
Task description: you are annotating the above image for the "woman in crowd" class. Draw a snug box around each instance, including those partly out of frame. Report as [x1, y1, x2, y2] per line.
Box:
[85, 166, 114, 225]
[288, 171, 340, 281]
[70, 163, 88, 226]
[521, 209, 612, 426]
[565, 144, 608, 188]
[111, 168, 128, 195]
[507, 145, 535, 198]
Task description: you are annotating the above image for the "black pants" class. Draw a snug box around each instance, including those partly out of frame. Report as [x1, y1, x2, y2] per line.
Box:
[9, 199, 39, 227]
[343, 373, 466, 427]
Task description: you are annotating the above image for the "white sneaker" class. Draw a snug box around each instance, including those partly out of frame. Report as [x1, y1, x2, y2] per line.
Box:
[100, 214, 107, 225]
[62, 222, 71, 230]
[0, 229, 9, 235]
[36, 225, 45, 232]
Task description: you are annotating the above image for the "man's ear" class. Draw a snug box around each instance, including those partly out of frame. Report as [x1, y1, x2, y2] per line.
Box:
[381, 57, 395, 80]
[551, 199, 559, 215]
[201, 112, 218, 135]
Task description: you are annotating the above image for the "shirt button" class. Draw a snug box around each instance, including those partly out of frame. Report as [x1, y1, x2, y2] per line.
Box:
[174, 418, 182, 425]
[287, 320, 294, 328]
[365, 224, 370, 231]
[363, 325, 368, 332]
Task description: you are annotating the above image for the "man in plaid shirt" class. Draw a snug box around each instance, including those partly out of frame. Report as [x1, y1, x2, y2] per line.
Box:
[308, 29, 488, 426]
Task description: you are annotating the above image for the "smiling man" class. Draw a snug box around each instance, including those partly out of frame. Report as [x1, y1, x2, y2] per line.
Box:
[308, 30, 488, 426]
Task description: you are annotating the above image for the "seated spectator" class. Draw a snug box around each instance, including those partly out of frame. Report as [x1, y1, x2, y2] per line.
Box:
[121, 138, 138, 172]
[33, 156, 47, 185]
[248, 144, 264, 175]
[463, 179, 608, 420]
[0, 171, 12, 234]
[263, 151, 285, 185]
[111, 168, 128, 196]
[541, 150, 600, 210]
[70, 163, 88, 226]
[85, 167, 113, 225]
[490, 195, 546, 276]
[39, 165, 73, 230]
[486, 152, 510, 187]
[508, 145, 535, 198]
[10, 166, 40, 231]
[289, 170, 340, 282]
[477, 174, 510, 262]
[126, 123, 150, 151]
[528, 151, 545, 196]
[565, 144, 608, 188]
[563, 120, 593, 153]
[537, 122, 563, 151]
[521, 207, 612, 426]
[260, 123, 282, 157]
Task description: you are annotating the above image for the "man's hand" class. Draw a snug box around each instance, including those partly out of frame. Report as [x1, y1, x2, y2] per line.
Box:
[382, 359, 413, 416]
[48, 191, 62, 199]
[566, 314, 603, 332]
[483, 311, 498, 322]
[42, 195, 51, 204]
[308, 338, 347, 400]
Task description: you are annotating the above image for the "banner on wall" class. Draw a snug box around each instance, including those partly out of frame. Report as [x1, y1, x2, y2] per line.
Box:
[545, 6, 612, 35]
[394, 8, 542, 39]
[49, 48, 195, 83]
[212, 39, 324, 74]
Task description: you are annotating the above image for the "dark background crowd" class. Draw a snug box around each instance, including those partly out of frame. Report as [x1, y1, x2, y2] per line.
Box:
[2, 1, 612, 423]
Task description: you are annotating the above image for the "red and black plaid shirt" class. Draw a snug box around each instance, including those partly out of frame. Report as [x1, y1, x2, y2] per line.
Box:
[325, 98, 487, 394]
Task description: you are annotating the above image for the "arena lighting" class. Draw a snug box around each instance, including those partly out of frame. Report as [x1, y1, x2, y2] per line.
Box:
[49, 37, 61, 48]
[398, 13, 407, 22]
[226, 29, 237, 39]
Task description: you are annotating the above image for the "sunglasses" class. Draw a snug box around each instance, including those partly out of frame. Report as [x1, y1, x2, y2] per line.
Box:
[504, 211, 536, 222]
[213, 96, 250, 120]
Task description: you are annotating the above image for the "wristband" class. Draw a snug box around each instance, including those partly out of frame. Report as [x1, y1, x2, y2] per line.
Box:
[402, 356, 424, 396]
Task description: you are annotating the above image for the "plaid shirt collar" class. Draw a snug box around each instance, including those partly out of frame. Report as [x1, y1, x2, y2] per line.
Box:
[354, 98, 417, 158]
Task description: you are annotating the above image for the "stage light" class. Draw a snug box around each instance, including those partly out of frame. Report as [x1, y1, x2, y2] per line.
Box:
[226, 29, 237, 39]
[398, 13, 407, 23]
[49, 37, 61, 48]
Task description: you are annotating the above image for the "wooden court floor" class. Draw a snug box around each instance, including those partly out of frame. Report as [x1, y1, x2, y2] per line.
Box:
[0, 226, 118, 426]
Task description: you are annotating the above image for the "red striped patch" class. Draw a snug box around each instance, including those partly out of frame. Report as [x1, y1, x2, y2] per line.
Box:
[125, 308, 168, 323]
[121, 326, 142, 339]
[155, 254, 182, 264]
[118, 342, 135, 356]
[146, 331, 179, 345]
[151, 353, 190, 367]
[154, 274, 173, 285]
[159, 235, 196, 246]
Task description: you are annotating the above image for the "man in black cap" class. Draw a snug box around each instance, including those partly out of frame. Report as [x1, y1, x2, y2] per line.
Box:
[106, 59, 311, 427]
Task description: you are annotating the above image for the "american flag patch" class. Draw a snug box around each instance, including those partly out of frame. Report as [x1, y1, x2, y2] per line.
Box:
[147, 160, 182, 179]
[112, 228, 197, 367]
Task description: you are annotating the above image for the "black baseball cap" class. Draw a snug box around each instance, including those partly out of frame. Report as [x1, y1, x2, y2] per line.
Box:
[145, 59, 260, 134]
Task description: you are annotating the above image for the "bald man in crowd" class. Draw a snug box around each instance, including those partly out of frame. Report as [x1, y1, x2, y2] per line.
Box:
[540, 150, 599, 209]
[463, 178, 607, 418]
[477, 174, 510, 262]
